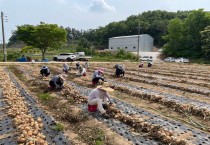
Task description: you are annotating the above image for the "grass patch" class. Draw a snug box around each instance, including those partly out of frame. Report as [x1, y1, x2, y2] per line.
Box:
[54, 123, 65, 132]
[76, 126, 106, 145]
[38, 93, 53, 101]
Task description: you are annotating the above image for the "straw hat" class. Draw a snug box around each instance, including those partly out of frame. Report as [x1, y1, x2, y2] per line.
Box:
[59, 74, 66, 81]
[97, 82, 114, 92]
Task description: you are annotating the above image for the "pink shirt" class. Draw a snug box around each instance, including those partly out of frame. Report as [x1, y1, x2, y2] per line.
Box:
[88, 88, 111, 102]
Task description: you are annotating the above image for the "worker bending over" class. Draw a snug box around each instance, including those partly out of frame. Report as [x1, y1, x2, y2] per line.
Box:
[114, 64, 125, 77]
[40, 66, 50, 77]
[77, 66, 87, 76]
[63, 63, 70, 74]
[92, 69, 104, 85]
[76, 62, 80, 70]
[49, 74, 65, 90]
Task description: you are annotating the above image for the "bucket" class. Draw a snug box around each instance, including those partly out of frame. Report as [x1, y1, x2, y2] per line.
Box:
[88, 104, 97, 112]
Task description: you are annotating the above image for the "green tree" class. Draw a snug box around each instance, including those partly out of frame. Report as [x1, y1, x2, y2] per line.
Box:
[78, 38, 90, 48]
[163, 9, 210, 59]
[16, 23, 67, 59]
[201, 26, 210, 57]
[184, 9, 210, 58]
[162, 18, 185, 57]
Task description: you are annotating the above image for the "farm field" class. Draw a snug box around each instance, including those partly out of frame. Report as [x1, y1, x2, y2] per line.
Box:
[1, 62, 210, 145]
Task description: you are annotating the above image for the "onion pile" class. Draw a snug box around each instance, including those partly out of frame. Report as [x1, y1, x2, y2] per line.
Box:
[0, 71, 48, 145]
[106, 104, 186, 145]
[61, 83, 88, 104]
[111, 85, 210, 119]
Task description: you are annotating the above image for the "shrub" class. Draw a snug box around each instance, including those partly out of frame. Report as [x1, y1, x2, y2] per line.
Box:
[7, 52, 22, 61]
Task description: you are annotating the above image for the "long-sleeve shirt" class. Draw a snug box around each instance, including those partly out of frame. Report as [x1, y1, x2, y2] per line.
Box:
[41, 66, 50, 73]
[51, 75, 61, 85]
[92, 70, 103, 79]
[63, 63, 69, 71]
[114, 64, 125, 71]
[80, 68, 86, 75]
[77, 68, 86, 76]
[88, 88, 111, 103]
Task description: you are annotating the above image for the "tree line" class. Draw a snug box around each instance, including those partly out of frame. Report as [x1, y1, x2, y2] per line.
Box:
[7, 9, 210, 61]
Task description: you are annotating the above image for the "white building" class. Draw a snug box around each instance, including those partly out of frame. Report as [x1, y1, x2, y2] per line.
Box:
[109, 34, 154, 52]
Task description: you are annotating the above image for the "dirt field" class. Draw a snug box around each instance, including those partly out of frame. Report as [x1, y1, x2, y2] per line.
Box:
[1, 61, 210, 145]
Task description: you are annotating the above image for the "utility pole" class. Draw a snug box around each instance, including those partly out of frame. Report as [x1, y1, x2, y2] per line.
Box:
[1, 11, 7, 62]
[137, 19, 140, 61]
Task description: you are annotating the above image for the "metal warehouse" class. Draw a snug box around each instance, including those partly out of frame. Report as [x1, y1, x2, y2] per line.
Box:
[109, 34, 154, 52]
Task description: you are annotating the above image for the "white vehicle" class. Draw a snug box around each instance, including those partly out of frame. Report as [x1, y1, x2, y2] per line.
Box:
[74, 52, 92, 61]
[175, 57, 189, 63]
[53, 53, 76, 61]
[164, 57, 175, 62]
[140, 56, 153, 61]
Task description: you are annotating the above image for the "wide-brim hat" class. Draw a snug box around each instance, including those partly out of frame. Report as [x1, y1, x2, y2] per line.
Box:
[59, 74, 66, 81]
[97, 82, 114, 92]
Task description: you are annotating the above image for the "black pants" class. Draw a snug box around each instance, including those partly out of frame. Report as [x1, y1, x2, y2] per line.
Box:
[148, 63, 152, 67]
[116, 69, 125, 77]
[40, 70, 50, 77]
[49, 81, 63, 89]
[63, 68, 70, 73]
[92, 77, 104, 83]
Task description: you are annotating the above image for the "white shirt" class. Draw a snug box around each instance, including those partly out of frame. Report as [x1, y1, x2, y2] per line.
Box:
[78, 68, 86, 76]
[88, 88, 111, 102]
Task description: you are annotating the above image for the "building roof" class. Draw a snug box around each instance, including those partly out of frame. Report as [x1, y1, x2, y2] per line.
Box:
[109, 34, 153, 39]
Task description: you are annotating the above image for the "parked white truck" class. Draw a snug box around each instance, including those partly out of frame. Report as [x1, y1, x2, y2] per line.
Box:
[53, 52, 92, 61]
[74, 52, 92, 61]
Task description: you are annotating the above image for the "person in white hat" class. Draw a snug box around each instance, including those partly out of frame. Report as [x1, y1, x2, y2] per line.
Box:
[92, 69, 105, 84]
[63, 63, 70, 74]
[88, 82, 114, 119]
[49, 74, 65, 90]
[40, 66, 51, 77]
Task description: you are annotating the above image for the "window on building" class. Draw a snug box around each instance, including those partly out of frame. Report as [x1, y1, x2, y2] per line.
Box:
[125, 47, 127, 49]
[133, 46, 136, 49]
[111, 47, 113, 49]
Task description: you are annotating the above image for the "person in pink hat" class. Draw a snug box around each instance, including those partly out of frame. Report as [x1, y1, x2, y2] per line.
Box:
[92, 69, 105, 85]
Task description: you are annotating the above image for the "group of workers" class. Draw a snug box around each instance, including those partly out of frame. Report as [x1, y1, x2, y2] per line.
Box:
[39, 61, 152, 119]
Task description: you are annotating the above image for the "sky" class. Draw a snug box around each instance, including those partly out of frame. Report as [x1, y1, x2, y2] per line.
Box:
[0, 0, 210, 42]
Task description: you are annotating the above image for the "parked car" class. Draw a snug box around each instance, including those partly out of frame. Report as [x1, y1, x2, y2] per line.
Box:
[140, 56, 153, 61]
[164, 57, 175, 62]
[53, 53, 76, 61]
[175, 57, 189, 63]
[74, 52, 92, 61]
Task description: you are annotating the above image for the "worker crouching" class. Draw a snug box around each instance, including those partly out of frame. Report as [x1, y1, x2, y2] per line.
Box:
[63, 63, 70, 74]
[40, 66, 51, 77]
[92, 69, 104, 85]
[76, 66, 87, 76]
[49, 74, 65, 90]
[114, 64, 125, 77]
[88, 82, 114, 119]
